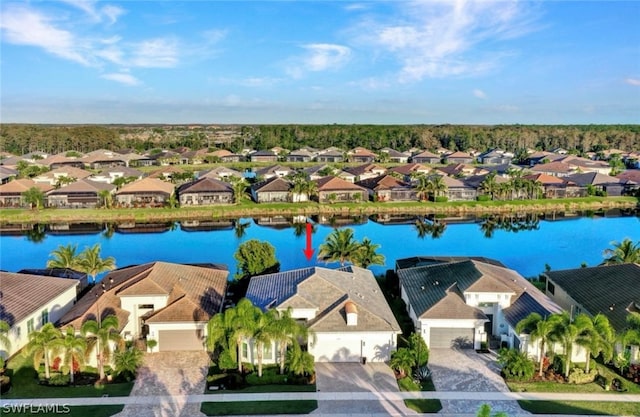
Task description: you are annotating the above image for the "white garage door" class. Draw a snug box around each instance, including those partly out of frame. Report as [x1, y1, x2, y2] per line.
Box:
[158, 329, 202, 351]
[430, 328, 474, 349]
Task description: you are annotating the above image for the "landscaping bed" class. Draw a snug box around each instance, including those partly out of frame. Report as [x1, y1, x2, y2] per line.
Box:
[204, 364, 316, 394]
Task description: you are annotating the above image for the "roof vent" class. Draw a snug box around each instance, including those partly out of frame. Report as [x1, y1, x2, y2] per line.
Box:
[421, 285, 426, 290]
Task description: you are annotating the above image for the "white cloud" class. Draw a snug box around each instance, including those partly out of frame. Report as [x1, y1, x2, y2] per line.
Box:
[473, 89, 487, 99]
[101, 5, 125, 25]
[0, 5, 90, 65]
[101, 72, 140, 86]
[356, 0, 541, 81]
[625, 78, 640, 86]
[286, 43, 351, 78]
[59, 0, 124, 24]
[130, 38, 179, 68]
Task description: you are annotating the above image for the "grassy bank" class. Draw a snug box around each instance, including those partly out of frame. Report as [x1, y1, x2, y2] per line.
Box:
[1, 197, 637, 225]
[517, 400, 640, 415]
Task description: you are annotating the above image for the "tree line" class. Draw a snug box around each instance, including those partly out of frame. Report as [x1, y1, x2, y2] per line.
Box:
[1, 124, 639, 156]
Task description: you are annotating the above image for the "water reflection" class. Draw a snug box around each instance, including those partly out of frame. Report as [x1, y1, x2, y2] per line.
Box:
[479, 213, 540, 238]
[414, 217, 447, 239]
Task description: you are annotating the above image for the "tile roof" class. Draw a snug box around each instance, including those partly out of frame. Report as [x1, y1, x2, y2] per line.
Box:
[314, 176, 367, 191]
[566, 172, 623, 186]
[389, 163, 430, 176]
[47, 179, 115, 194]
[0, 271, 78, 326]
[35, 166, 93, 181]
[356, 175, 410, 191]
[531, 161, 573, 174]
[177, 177, 233, 194]
[544, 264, 640, 332]
[0, 178, 53, 194]
[254, 165, 293, 176]
[617, 170, 640, 183]
[116, 177, 175, 194]
[344, 164, 386, 176]
[246, 266, 400, 333]
[250, 176, 292, 192]
[198, 166, 243, 180]
[96, 166, 144, 177]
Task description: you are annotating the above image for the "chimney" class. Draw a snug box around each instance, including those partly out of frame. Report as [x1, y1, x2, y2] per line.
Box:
[345, 301, 358, 326]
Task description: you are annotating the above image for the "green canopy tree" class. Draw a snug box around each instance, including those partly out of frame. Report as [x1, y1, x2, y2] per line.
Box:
[50, 327, 86, 384]
[23, 322, 61, 379]
[389, 347, 415, 378]
[77, 244, 116, 284]
[234, 240, 280, 280]
[602, 238, 640, 264]
[318, 228, 360, 266]
[81, 315, 124, 381]
[46, 244, 82, 270]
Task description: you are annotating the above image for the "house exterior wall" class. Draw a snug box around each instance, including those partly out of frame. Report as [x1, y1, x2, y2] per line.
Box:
[317, 190, 366, 203]
[115, 192, 170, 206]
[179, 191, 233, 205]
[119, 294, 170, 338]
[310, 331, 397, 362]
[418, 318, 487, 350]
[252, 190, 290, 203]
[146, 322, 207, 352]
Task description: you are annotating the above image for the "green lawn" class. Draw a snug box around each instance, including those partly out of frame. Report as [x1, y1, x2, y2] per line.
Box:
[404, 399, 443, 413]
[0, 405, 124, 417]
[206, 383, 316, 394]
[518, 400, 640, 415]
[3, 354, 134, 399]
[200, 400, 317, 415]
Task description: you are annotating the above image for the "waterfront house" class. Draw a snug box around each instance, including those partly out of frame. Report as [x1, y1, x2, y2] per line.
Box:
[0, 166, 18, 184]
[46, 179, 115, 209]
[18, 268, 89, 293]
[356, 175, 417, 202]
[523, 173, 584, 199]
[115, 177, 175, 207]
[0, 179, 53, 208]
[544, 264, 640, 364]
[58, 262, 228, 352]
[440, 175, 478, 201]
[250, 177, 292, 203]
[245, 265, 401, 363]
[314, 176, 368, 203]
[343, 163, 386, 181]
[177, 177, 234, 206]
[389, 163, 431, 182]
[33, 166, 93, 187]
[565, 172, 626, 196]
[0, 271, 78, 359]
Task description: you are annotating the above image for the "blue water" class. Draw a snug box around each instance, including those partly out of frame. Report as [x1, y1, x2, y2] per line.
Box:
[0, 214, 638, 279]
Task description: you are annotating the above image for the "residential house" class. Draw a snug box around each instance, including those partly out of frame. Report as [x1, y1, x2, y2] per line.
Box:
[0, 179, 53, 208]
[115, 177, 175, 207]
[38, 152, 86, 169]
[565, 172, 626, 196]
[208, 149, 244, 163]
[177, 177, 233, 206]
[617, 170, 640, 194]
[348, 147, 377, 163]
[89, 166, 144, 184]
[179, 149, 210, 165]
[561, 156, 611, 175]
[149, 150, 181, 166]
[198, 166, 244, 182]
[530, 161, 575, 177]
[148, 166, 190, 182]
[249, 150, 278, 163]
[544, 264, 640, 364]
[388, 163, 431, 182]
[396, 257, 568, 359]
[440, 175, 478, 201]
[356, 175, 417, 202]
[343, 164, 386, 181]
[380, 148, 410, 163]
[46, 179, 115, 209]
[245, 266, 401, 363]
[523, 174, 585, 199]
[314, 176, 368, 203]
[17, 268, 89, 294]
[437, 164, 487, 178]
[81, 149, 129, 169]
[0, 271, 78, 358]
[0, 166, 18, 184]
[33, 166, 93, 187]
[316, 148, 345, 163]
[58, 262, 228, 352]
[525, 151, 564, 166]
[286, 149, 317, 163]
[411, 150, 441, 164]
[250, 177, 292, 203]
[336, 170, 357, 183]
[21, 151, 49, 163]
[477, 149, 514, 165]
[443, 151, 474, 165]
[0, 155, 24, 169]
[302, 164, 334, 181]
[254, 165, 294, 180]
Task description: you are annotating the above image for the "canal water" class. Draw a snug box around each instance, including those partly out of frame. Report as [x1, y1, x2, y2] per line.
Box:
[0, 211, 638, 279]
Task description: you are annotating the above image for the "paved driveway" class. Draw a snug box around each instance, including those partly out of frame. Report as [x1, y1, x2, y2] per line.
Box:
[315, 362, 417, 416]
[429, 348, 529, 415]
[113, 351, 210, 417]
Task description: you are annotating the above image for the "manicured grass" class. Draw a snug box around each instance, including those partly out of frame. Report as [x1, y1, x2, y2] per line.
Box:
[404, 399, 443, 413]
[200, 400, 317, 415]
[206, 383, 316, 394]
[518, 400, 640, 415]
[3, 354, 134, 399]
[0, 405, 124, 417]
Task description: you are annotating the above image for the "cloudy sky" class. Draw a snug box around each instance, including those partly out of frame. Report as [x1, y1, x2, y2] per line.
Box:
[1, 0, 639, 124]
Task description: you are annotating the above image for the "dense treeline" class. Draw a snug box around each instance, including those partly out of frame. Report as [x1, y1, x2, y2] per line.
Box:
[1, 124, 638, 155]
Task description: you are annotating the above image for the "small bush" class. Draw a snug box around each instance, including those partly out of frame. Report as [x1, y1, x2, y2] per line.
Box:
[47, 373, 70, 386]
[551, 355, 565, 375]
[477, 195, 491, 201]
[434, 196, 448, 203]
[568, 367, 597, 384]
[241, 362, 255, 374]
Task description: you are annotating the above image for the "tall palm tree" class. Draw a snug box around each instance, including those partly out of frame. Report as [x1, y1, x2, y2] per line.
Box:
[206, 307, 238, 365]
[620, 312, 640, 353]
[427, 175, 448, 201]
[81, 315, 124, 381]
[550, 311, 593, 378]
[21, 187, 45, 210]
[50, 327, 86, 384]
[351, 238, 385, 269]
[23, 322, 61, 379]
[516, 313, 557, 377]
[46, 244, 82, 270]
[231, 298, 260, 374]
[389, 347, 416, 378]
[253, 309, 276, 377]
[231, 178, 247, 204]
[318, 228, 360, 266]
[602, 238, 640, 264]
[480, 172, 498, 200]
[577, 313, 615, 373]
[78, 244, 116, 284]
[0, 320, 11, 354]
[270, 308, 310, 375]
[98, 189, 113, 209]
[414, 175, 430, 202]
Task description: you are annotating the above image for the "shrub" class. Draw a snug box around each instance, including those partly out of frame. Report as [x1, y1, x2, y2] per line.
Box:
[477, 195, 491, 201]
[146, 339, 157, 352]
[568, 367, 597, 384]
[434, 196, 448, 203]
[497, 348, 535, 382]
[218, 349, 236, 371]
[47, 373, 70, 386]
[241, 362, 255, 374]
[551, 355, 565, 375]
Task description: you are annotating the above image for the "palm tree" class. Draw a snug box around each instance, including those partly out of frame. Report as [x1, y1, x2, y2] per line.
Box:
[50, 327, 86, 384]
[98, 190, 113, 209]
[21, 187, 45, 210]
[516, 313, 557, 377]
[231, 178, 247, 204]
[231, 298, 260, 374]
[23, 322, 61, 379]
[81, 315, 124, 381]
[480, 172, 498, 200]
[427, 175, 448, 201]
[318, 228, 360, 266]
[550, 311, 593, 378]
[113, 346, 144, 381]
[253, 309, 276, 377]
[46, 244, 82, 270]
[620, 312, 640, 356]
[414, 175, 430, 202]
[351, 238, 385, 269]
[285, 342, 315, 378]
[0, 320, 11, 354]
[206, 307, 238, 365]
[389, 347, 415, 378]
[78, 244, 116, 284]
[270, 308, 310, 375]
[602, 238, 640, 264]
[577, 313, 615, 373]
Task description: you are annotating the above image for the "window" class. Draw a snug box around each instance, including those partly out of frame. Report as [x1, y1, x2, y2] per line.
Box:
[242, 342, 248, 360]
[41, 309, 49, 325]
[263, 343, 273, 360]
[27, 318, 35, 334]
[138, 304, 154, 309]
[547, 282, 555, 295]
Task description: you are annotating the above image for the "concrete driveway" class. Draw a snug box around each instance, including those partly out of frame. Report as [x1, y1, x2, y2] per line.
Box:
[314, 362, 417, 416]
[113, 351, 210, 417]
[429, 348, 529, 415]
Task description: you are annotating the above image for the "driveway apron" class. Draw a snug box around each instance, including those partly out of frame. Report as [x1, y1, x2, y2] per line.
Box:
[429, 348, 530, 415]
[314, 362, 417, 416]
[112, 351, 210, 417]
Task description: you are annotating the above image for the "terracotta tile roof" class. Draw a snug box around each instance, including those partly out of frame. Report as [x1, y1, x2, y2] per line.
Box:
[344, 164, 386, 177]
[523, 173, 570, 185]
[413, 150, 440, 159]
[445, 151, 473, 159]
[389, 163, 430, 176]
[0, 178, 53, 194]
[531, 161, 573, 174]
[116, 177, 175, 195]
[39, 152, 84, 166]
[350, 147, 377, 157]
[566, 172, 623, 186]
[144, 294, 210, 323]
[314, 176, 367, 191]
[617, 170, 640, 183]
[177, 177, 233, 194]
[47, 179, 115, 194]
[356, 175, 409, 191]
[0, 271, 78, 326]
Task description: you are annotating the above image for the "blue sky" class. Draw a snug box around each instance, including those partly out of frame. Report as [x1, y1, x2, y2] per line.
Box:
[1, 1, 639, 124]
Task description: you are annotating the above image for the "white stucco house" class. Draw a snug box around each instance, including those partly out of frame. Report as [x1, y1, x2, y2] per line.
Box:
[245, 266, 401, 363]
[59, 262, 228, 354]
[0, 271, 79, 359]
[396, 256, 586, 363]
